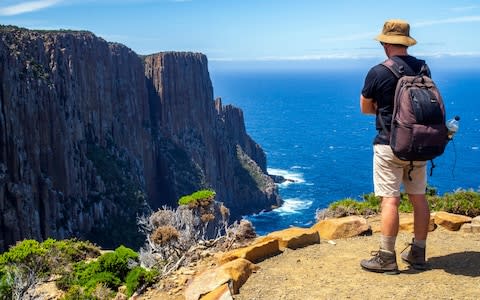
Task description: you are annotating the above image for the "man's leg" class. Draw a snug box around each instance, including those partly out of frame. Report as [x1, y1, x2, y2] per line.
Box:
[399, 193, 429, 269]
[379, 196, 400, 252]
[360, 196, 400, 273]
[409, 193, 429, 241]
[381, 196, 400, 237]
[361, 145, 401, 273]
[401, 193, 429, 269]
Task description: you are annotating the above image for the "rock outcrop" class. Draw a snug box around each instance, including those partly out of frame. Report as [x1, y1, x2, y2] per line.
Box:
[312, 215, 370, 240]
[433, 211, 472, 231]
[0, 25, 281, 251]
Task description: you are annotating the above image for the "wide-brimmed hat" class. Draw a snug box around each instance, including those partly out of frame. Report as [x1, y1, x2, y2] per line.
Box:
[375, 19, 416, 46]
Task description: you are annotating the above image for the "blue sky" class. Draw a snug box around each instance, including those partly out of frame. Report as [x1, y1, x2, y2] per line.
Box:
[1, 0, 480, 67]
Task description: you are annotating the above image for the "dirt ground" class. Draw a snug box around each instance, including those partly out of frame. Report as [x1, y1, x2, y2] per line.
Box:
[148, 224, 480, 300]
[233, 227, 480, 300]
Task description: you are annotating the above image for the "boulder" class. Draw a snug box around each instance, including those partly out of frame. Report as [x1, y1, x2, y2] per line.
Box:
[460, 223, 480, 234]
[185, 258, 258, 300]
[472, 216, 480, 225]
[398, 214, 437, 233]
[200, 283, 233, 300]
[433, 211, 472, 231]
[312, 216, 370, 240]
[257, 227, 320, 250]
[219, 239, 281, 264]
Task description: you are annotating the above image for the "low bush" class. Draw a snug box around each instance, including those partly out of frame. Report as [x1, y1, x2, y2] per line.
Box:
[178, 189, 216, 207]
[321, 189, 480, 219]
[0, 239, 99, 300]
[125, 266, 158, 297]
[429, 190, 480, 217]
[58, 245, 157, 299]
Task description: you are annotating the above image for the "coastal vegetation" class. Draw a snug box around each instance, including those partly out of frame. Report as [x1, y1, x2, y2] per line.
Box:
[178, 189, 216, 206]
[0, 239, 100, 299]
[0, 239, 158, 299]
[318, 188, 480, 219]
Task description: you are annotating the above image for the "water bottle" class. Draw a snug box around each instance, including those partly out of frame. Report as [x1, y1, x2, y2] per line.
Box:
[446, 116, 460, 140]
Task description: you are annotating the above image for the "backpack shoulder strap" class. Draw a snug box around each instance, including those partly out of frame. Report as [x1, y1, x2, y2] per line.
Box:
[383, 56, 427, 76]
[383, 56, 431, 78]
[419, 63, 432, 78]
[381, 58, 403, 79]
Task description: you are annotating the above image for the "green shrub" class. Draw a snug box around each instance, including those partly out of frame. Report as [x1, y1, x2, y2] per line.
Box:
[0, 239, 47, 267]
[125, 266, 158, 297]
[327, 189, 480, 217]
[0, 239, 100, 300]
[57, 245, 157, 299]
[97, 246, 138, 279]
[69, 260, 101, 288]
[178, 189, 216, 206]
[62, 285, 92, 300]
[0, 272, 13, 300]
[328, 194, 381, 216]
[83, 272, 121, 292]
[429, 190, 480, 217]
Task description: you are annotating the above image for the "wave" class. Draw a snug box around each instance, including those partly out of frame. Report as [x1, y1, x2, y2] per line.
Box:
[273, 197, 313, 216]
[267, 167, 306, 187]
[245, 197, 313, 220]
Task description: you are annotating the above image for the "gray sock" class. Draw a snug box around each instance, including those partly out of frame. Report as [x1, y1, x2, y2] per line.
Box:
[380, 235, 396, 252]
[413, 239, 426, 248]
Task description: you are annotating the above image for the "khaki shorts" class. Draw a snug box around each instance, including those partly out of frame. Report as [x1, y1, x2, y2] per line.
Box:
[373, 145, 427, 197]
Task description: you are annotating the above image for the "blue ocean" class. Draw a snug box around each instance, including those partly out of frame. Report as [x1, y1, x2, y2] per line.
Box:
[210, 63, 480, 235]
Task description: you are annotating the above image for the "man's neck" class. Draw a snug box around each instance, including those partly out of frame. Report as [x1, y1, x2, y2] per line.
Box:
[387, 46, 408, 58]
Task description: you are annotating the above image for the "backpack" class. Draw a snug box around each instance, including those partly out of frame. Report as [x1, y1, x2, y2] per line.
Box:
[379, 56, 448, 164]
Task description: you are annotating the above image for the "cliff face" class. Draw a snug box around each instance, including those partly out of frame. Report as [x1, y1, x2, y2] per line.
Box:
[144, 52, 278, 214]
[0, 26, 280, 251]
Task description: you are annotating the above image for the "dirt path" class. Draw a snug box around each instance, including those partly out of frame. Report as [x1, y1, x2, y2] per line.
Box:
[233, 227, 480, 300]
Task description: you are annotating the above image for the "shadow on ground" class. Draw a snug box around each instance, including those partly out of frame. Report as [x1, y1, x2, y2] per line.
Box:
[427, 251, 480, 277]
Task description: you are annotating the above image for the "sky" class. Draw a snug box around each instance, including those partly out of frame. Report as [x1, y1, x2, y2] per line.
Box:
[1, 0, 480, 69]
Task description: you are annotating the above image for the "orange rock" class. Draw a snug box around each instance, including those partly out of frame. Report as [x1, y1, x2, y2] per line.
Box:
[200, 283, 232, 300]
[185, 258, 258, 300]
[257, 227, 320, 250]
[312, 216, 370, 240]
[219, 239, 281, 264]
[398, 214, 437, 232]
[434, 211, 472, 231]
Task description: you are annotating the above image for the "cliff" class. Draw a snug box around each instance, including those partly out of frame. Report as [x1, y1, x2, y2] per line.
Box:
[0, 25, 281, 251]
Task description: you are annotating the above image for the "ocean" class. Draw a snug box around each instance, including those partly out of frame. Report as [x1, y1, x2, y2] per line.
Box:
[210, 64, 480, 235]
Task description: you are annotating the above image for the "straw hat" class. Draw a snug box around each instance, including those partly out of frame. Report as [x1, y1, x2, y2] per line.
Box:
[375, 19, 417, 46]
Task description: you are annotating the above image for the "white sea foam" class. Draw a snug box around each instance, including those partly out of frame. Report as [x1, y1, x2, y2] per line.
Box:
[268, 167, 305, 186]
[274, 198, 313, 216]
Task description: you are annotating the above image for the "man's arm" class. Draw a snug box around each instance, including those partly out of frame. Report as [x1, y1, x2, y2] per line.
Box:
[360, 95, 377, 115]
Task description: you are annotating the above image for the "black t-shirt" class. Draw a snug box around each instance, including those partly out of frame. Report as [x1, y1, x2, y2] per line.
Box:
[361, 55, 429, 145]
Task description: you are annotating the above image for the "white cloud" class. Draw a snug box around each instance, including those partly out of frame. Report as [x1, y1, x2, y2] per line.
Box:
[209, 53, 380, 62]
[451, 6, 480, 12]
[0, 0, 62, 16]
[413, 15, 480, 27]
[319, 31, 377, 43]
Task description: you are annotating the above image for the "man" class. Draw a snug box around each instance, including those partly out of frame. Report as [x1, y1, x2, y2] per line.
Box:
[359, 19, 430, 273]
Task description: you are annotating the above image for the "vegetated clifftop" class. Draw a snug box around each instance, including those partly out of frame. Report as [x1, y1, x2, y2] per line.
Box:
[0, 25, 281, 252]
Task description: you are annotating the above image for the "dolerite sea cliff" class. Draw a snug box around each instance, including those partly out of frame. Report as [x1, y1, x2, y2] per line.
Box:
[0, 25, 281, 251]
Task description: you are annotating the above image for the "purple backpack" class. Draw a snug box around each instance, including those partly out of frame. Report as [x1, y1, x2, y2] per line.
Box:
[380, 57, 448, 163]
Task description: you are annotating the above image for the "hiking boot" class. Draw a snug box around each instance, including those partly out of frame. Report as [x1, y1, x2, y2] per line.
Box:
[401, 240, 428, 270]
[360, 249, 399, 274]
